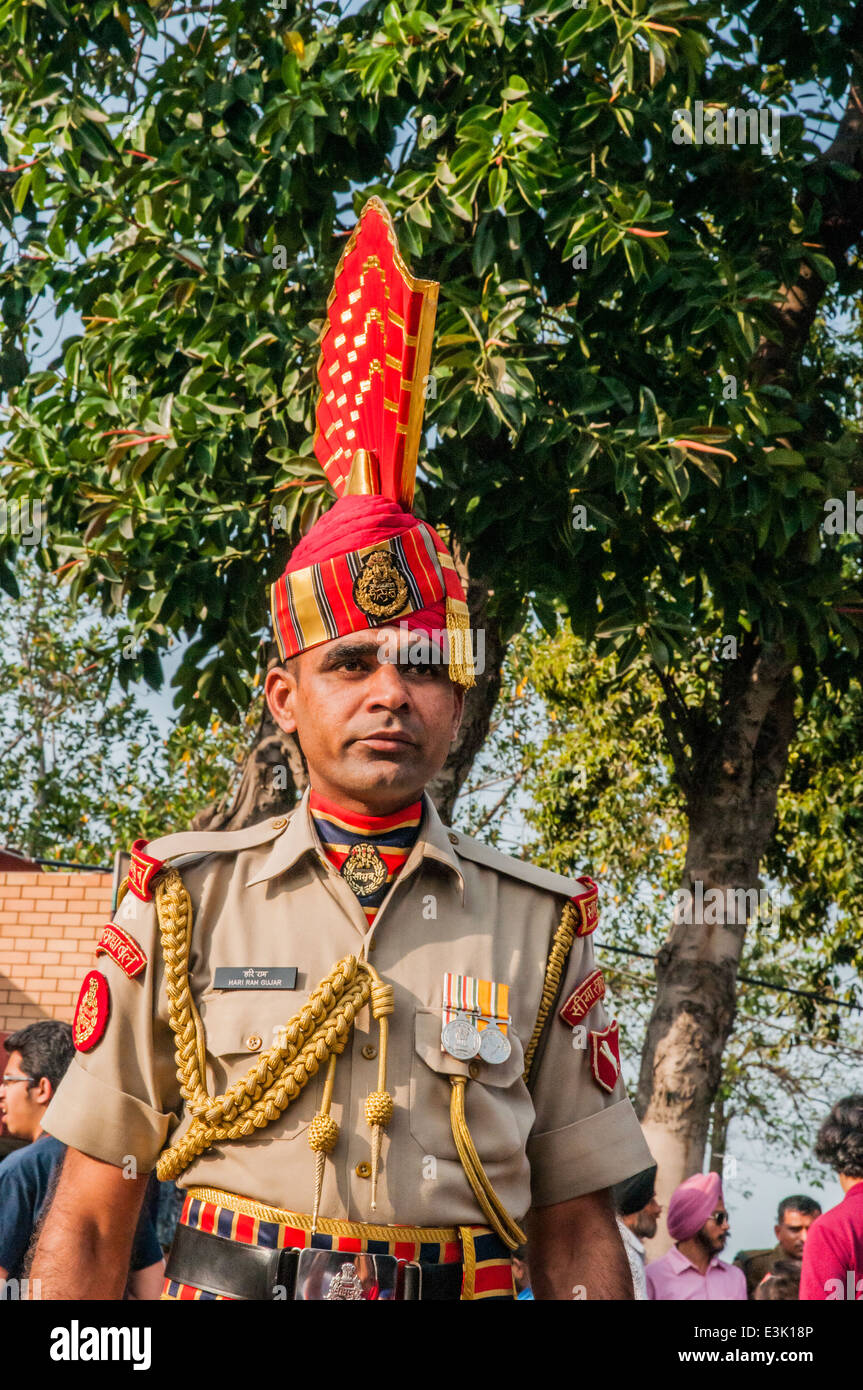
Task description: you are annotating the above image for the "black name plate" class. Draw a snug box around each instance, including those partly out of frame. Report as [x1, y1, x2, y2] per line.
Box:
[213, 967, 298, 991]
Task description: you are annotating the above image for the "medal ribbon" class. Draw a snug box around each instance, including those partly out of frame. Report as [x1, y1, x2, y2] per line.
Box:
[442, 974, 509, 1036]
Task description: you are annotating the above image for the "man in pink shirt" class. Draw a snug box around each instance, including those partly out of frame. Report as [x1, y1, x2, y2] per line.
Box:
[646, 1172, 747, 1301]
[800, 1093, 863, 1301]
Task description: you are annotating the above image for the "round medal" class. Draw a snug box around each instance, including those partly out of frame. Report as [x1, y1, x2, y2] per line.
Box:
[478, 1024, 512, 1064]
[441, 1015, 481, 1061]
[341, 843, 388, 896]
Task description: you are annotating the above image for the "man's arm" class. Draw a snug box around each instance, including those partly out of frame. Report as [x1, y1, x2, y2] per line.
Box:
[28, 1148, 150, 1300]
[528, 1188, 635, 1300]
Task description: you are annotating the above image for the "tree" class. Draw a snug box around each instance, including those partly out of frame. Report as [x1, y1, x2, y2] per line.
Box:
[0, 551, 252, 862]
[1, 0, 862, 1199]
[457, 622, 863, 1188]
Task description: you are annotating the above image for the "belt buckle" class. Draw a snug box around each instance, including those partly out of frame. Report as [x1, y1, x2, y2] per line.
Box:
[294, 1248, 400, 1301]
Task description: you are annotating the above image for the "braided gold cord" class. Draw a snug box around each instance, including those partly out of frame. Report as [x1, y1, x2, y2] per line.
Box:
[154, 865, 378, 1182]
[521, 898, 578, 1083]
[449, 1077, 526, 1251]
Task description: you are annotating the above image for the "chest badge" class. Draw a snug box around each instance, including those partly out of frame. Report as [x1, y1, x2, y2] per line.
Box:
[589, 1019, 621, 1093]
[73, 969, 110, 1052]
[352, 549, 410, 620]
[342, 843, 388, 896]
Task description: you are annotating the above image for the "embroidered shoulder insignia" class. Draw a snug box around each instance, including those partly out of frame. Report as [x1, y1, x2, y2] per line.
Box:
[571, 875, 599, 936]
[73, 970, 110, 1052]
[559, 968, 605, 1027]
[127, 838, 165, 901]
[96, 922, 147, 979]
[589, 1019, 621, 1093]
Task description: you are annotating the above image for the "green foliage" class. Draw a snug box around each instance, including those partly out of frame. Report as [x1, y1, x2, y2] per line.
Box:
[0, 551, 253, 861]
[455, 619, 863, 1175]
[0, 0, 860, 729]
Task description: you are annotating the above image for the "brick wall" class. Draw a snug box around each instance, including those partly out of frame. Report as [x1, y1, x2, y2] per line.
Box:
[0, 872, 113, 1033]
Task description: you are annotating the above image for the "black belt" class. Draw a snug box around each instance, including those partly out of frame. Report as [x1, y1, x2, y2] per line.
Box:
[165, 1223, 464, 1301]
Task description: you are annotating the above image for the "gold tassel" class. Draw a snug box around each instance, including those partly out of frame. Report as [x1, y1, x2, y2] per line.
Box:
[308, 1054, 340, 1235]
[364, 979, 395, 1212]
[445, 597, 475, 690]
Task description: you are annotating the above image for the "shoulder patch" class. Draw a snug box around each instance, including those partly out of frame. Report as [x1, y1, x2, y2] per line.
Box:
[73, 970, 110, 1051]
[448, 831, 584, 898]
[96, 922, 147, 978]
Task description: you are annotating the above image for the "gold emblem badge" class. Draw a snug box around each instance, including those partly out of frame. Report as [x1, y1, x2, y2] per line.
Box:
[342, 843, 388, 896]
[352, 550, 410, 620]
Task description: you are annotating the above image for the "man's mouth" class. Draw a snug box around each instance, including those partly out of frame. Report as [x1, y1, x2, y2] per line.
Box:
[355, 730, 416, 751]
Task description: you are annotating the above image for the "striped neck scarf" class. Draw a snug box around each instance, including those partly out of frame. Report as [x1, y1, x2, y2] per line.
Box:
[309, 790, 424, 926]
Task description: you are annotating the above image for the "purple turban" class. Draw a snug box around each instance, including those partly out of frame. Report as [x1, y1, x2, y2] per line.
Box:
[667, 1172, 723, 1241]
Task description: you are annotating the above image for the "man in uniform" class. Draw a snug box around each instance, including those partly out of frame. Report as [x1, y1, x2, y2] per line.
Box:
[32, 200, 652, 1301]
[734, 1194, 822, 1298]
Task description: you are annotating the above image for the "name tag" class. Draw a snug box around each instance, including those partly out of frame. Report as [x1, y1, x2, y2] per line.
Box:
[213, 967, 298, 991]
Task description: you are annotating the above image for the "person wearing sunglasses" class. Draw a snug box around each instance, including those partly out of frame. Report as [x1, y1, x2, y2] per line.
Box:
[645, 1171, 747, 1300]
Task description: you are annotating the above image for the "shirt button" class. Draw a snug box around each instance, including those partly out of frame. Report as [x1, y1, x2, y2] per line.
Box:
[468, 1061, 481, 1080]
[355, 1161, 371, 1179]
[245, 1035, 263, 1052]
[271, 816, 288, 830]
[448, 832, 459, 845]
[361, 1044, 377, 1061]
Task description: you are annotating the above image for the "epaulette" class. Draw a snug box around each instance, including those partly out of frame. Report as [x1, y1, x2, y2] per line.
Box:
[123, 808, 298, 903]
[447, 830, 581, 899]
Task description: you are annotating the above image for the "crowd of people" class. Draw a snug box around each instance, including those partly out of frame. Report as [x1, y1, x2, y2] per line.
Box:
[2, 1018, 861, 1301]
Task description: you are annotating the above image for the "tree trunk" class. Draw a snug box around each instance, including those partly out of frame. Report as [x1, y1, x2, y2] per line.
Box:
[192, 646, 308, 831]
[636, 642, 795, 1252]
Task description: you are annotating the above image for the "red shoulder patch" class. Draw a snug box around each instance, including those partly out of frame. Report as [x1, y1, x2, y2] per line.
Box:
[96, 922, 147, 979]
[73, 970, 110, 1052]
[559, 968, 606, 1027]
[589, 1019, 621, 1093]
[570, 875, 599, 936]
[127, 839, 164, 901]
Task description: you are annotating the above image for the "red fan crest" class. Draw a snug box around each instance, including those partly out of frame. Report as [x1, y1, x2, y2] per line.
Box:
[313, 198, 438, 509]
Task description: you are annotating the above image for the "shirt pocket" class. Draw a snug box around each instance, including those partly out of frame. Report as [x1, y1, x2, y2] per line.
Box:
[409, 1007, 528, 1162]
[198, 992, 323, 1141]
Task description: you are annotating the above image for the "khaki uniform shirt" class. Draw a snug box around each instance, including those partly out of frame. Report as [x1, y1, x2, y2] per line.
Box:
[45, 788, 652, 1227]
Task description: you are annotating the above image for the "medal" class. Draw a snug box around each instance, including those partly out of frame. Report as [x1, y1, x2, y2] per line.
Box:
[341, 842, 388, 896]
[441, 1015, 482, 1060]
[478, 1022, 512, 1064]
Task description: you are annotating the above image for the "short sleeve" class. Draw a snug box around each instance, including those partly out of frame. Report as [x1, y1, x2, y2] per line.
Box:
[42, 886, 182, 1172]
[526, 915, 653, 1207]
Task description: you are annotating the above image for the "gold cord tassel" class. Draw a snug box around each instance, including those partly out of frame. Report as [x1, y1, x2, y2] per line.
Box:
[449, 1076, 526, 1251]
[445, 596, 475, 690]
[308, 1054, 340, 1235]
[364, 978, 395, 1211]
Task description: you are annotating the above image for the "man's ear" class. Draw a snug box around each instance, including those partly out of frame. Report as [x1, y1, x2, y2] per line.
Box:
[451, 683, 466, 740]
[265, 665, 299, 734]
[32, 1076, 53, 1106]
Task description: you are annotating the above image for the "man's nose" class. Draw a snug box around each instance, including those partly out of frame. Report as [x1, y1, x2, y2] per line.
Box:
[366, 658, 412, 704]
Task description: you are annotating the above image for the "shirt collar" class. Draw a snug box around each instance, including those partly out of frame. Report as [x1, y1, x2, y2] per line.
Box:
[668, 1245, 724, 1275]
[245, 785, 466, 903]
[616, 1220, 645, 1257]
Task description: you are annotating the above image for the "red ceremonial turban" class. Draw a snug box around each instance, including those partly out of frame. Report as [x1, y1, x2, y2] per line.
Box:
[269, 199, 474, 687]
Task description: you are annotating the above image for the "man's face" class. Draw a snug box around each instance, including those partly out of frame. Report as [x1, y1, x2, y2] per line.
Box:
[699, 1203, 731, 1255]
[631, 1193, 662, 1241]
[775, 1209, 818, 1258]
[265, 627, 465, 814]
[0, 1051, 44, 1141]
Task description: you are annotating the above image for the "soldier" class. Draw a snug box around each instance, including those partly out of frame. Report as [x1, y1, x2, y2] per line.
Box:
[32, 200, 652, 1301]
[734, 1194, 822, 1298]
